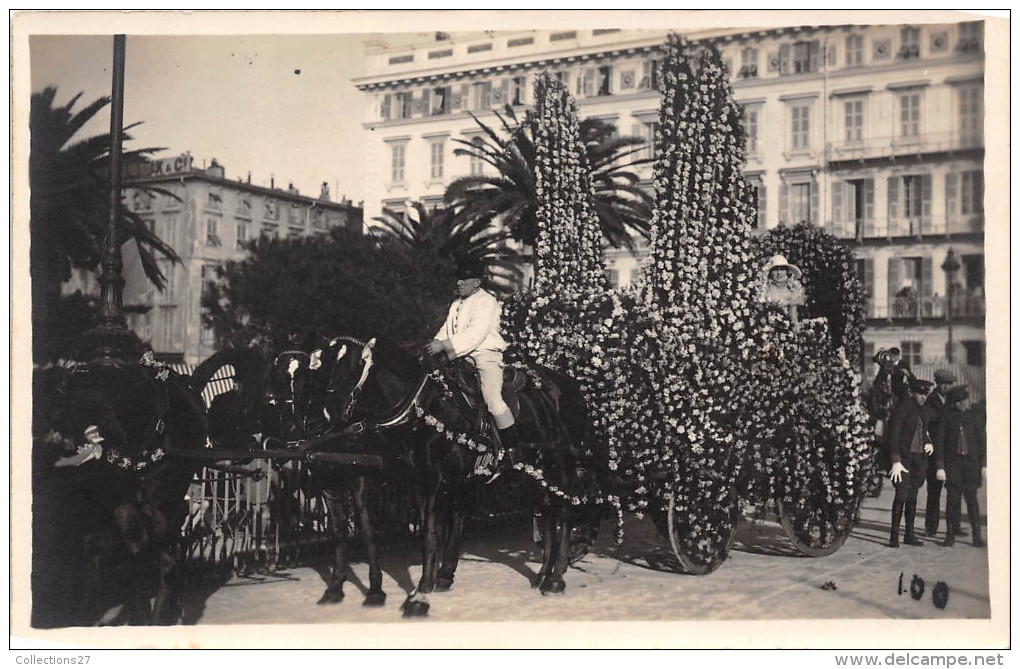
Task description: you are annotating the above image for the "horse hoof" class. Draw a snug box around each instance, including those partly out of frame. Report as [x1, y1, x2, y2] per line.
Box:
[401, 600, 430, 618]
[532, 573, 546, 590]
[317, 588, 345, 605]
[435, 578, 453, 592]
[540, 578, 566, 596]
[362, 591, 387, 607]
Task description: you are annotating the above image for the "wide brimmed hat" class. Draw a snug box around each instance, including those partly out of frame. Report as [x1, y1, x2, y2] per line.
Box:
[454, 258, 486, 280]
[946, 386, 970, 404]
[764, 254, 802, 280]
[909, 378, 934, 395]
[934, 369, 957, 384]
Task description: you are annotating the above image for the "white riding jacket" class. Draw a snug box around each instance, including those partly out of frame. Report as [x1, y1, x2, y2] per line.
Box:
[434, 288, 507, 358]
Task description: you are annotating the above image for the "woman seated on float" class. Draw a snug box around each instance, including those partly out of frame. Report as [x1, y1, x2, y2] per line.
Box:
[761, 254, 806, 329]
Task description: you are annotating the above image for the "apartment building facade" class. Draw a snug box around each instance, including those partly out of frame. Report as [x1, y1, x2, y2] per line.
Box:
[355, 22, 986, 369]
[68, 153, 363, 364]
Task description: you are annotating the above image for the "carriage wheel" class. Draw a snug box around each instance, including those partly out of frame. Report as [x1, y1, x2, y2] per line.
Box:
[777, 492, 856, 558]
[666, 493, 740, 576]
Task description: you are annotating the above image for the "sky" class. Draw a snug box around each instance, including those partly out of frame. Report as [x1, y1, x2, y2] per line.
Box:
[29, 33, 415, 204]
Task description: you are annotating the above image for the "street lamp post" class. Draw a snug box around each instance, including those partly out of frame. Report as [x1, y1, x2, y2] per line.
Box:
[79, 34, 144, 362]
[941, 247, 961, 364]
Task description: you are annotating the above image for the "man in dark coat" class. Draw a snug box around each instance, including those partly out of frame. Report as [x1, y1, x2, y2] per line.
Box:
[886, 377, 934, 547]
[924, 369, 959, 537]
[933, 386, 986, 548]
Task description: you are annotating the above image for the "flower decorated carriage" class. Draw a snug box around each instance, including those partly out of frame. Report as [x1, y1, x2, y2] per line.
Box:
[510, 36, 874, 575]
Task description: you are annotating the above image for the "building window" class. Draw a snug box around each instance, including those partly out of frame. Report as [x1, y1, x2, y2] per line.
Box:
[236, 220, 248, 250]
[900, 341, 922, 367]
[790, 103, 811, 150]
[469, 137, 485, 176]
[845, 34, 864, 66]
[792, 40, 819, 74]
[960, 171, 983, 215]
[745, 106, 759, 154]
[472, 81, 493, 109]
[739, 47, 759, 79]
[962, 341, 984, 366]
[643, 121, 659, 159]
[958, 85, 983, 144]
[957, 21, 983, 53]
[902, 175, 923, 219]
[899, 92, 921, 138]
[606, 268, 619, 288]
[390, 143, 406, 185]
[430, 86, 450, 115]
[899, 26, 921, 59]
[640, 59, 660, 90]
[597, 65, 613, 96]
[264, 199, 278, 221]
[844, 99, 864, 144]
[510, 76, 525, 105]
[550, 31, 577, 42]
[429, 140, 445, 181]
[754, 181, 766, 228]
[394, 91, 413, 119]
[161, 308, 177, 350]
[205, 218, 221, 246]
[790, 183, 811, 225]
[578, 68, 597, 97]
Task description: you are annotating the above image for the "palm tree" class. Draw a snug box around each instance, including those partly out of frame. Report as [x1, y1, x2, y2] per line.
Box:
[445, 105, 653, 251]
[30, 86, 180, 361]
[371, 201, 525, 293]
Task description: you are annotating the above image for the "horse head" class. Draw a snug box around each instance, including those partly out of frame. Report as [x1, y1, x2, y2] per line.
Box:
[266, 350, 317, 440]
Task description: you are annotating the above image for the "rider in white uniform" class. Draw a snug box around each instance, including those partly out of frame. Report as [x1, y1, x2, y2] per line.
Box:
[426, 259, 518, 452]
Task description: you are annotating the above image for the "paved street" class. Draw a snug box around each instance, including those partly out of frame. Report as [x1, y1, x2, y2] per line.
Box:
[184, 478, 990, 625]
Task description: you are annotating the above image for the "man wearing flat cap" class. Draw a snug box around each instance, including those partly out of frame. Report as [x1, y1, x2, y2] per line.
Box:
[426, 258, 518, 453]
[885, 377, 935, 547]
[924, 369, 959, 537]
[933, 386, 986, 547]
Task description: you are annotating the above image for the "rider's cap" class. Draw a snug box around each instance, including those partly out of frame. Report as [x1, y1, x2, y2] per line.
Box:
[909, 378, 934, 395]
[934, 369, 957, 384]
[455, 258, 486, 280]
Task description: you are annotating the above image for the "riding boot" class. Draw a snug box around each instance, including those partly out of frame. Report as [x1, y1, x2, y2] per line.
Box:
[941, 522, 956, 547]
[889, 500, 904, 548]
[903, 499, 923, 546]
[968, 499, 985, 548]
[924, 480, 942, 537]
[497, 424, 519, 467]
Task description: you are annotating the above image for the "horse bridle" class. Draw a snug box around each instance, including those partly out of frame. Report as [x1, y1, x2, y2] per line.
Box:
[320, 336, 376, 426]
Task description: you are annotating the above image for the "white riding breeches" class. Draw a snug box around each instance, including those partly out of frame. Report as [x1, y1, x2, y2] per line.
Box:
[470, 349, 513, 428]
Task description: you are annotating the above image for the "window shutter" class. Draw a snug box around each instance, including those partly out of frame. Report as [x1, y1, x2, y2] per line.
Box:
[779, 182, 789, 225]
[758, 183, 767, 228]
[779, 44, 791, 74]
[865, 258, 875, 298]
[945, 172, 958, 217]
[421, 89, 431, 115]
[921, 173, 932, 222]
[887, 176, 899, 223]
[810, 179, 819, 225]
[809, 41, 820, 72]
[831, 179, 844, 227]
[975, 172, 984, 212]
[864, 178, 876, 237]
[887, 257, 901, 312]
[921, 255, 933, 298]
[381, 94, 391, 120]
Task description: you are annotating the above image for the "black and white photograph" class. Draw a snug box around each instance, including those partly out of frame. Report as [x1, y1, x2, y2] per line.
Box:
[10, 9, 1010, 652]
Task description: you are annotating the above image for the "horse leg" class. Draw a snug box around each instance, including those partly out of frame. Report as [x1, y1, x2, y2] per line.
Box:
[435, 478, 465, 592]
[539, 504, 570, 596]
[150, 496, 187, 625]
[402, 473, 441, 618]
[318, 489, 349, 605]
[113, 502, 154, 625]
[533, 502, 556, 591]
[353, 476, 386, 607]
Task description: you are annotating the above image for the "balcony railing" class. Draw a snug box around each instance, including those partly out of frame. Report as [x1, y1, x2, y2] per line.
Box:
[826, 215, 984, 240]
[865, 292, 985, 320]
[826, 130, 983, 163]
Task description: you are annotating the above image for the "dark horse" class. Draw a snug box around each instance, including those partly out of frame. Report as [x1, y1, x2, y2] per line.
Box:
[193, 340, 389, 608]
[304, 334, 605, 616]
[32, 354, 208, 626]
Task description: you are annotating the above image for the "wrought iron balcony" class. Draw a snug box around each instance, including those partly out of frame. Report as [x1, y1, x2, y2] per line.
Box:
[826, 130, 983, 164]
[825, 215, 984, 241]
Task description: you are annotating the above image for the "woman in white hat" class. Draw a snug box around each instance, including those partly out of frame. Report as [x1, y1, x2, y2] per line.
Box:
[761, 254, 806, 327]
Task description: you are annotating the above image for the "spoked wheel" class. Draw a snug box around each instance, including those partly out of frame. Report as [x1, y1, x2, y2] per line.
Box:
[666, 492, 740, 576]
[777, 490, 857, 558]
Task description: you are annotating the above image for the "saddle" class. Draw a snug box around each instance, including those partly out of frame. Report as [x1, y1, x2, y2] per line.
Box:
[448, 358, 526, 432]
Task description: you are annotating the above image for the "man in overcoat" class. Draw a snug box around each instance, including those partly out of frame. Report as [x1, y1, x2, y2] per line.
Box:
[933, 386, 986, 548]
[924, 369, 959, 537]
[886, 377, 934, 547]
